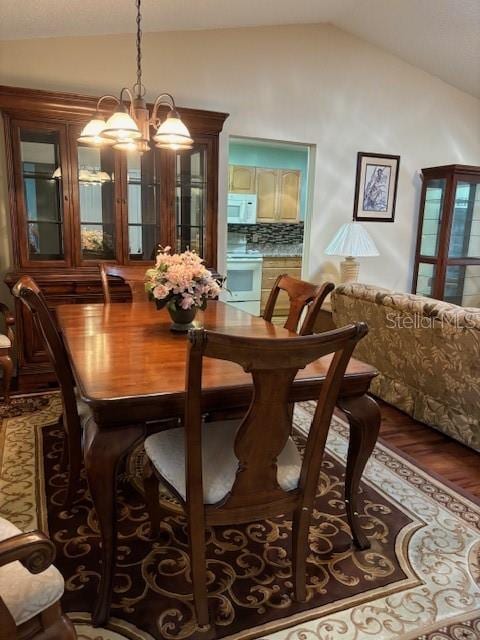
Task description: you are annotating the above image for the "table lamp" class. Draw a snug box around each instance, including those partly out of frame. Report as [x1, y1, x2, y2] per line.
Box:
[325, 221, 379, 282]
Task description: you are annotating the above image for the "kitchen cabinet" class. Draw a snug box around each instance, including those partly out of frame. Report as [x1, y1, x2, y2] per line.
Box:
[412, 164, 480, 305]
[256, 168, 301, 223]
[278, 170, 301, 221]
[229, 165, 256, 193]
[256, 168, 278, 222]
[260, 256, 302, 321]
[0, 85, 228, 389]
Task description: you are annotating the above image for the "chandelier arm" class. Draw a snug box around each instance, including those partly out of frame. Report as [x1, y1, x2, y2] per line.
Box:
[95, 94, 121, 112]
[119, 87, 136, 115]
[150, 93, 176, 125]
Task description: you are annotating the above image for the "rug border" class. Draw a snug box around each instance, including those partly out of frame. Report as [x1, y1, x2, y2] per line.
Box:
[1, 395, 479, 640]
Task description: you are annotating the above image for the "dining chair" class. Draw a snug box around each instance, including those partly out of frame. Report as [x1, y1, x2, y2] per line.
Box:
[0, 303, 14, 403]
[143, 322, 368, 628]
[0, 515, 77, 640]
[99, 264, 151, 303]
[263, 274, 335, 335]
[12, 276, 90, 506]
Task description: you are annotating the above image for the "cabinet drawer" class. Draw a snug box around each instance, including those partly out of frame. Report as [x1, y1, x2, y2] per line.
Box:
[262, 257, 302, 269]
[74, 283, 103, 295]
[262, 267, 301, 289]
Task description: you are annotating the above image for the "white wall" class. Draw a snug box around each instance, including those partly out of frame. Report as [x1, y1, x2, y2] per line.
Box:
[0, 23, 479, 293]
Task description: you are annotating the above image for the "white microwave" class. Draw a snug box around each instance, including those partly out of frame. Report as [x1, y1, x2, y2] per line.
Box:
[227, 193, 257, 224]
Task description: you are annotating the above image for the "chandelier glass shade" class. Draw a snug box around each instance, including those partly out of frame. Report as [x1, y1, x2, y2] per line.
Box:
[77, 0, 193, 154]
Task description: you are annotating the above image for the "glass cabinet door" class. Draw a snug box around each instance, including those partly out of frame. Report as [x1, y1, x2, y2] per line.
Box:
[18, 127, 68, 263]
[448, 181, 480, 259]
[175, 144, 207, 257]
[76, 143, 117, 262]
[419, 178, 446, 257]
[415, 262, 436, 297]
[444, 179, 480, 306]
[126, 151, 161, 261]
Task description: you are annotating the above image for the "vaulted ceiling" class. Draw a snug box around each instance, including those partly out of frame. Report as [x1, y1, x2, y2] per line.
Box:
[1, 0, 479, 97]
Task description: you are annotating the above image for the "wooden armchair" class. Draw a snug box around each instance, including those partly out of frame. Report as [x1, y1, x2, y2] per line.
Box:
[13, 276, 90, 506]
[99, 264, 150, 303]
[263, 274, 334, 335]
[0, 302, 14, 403]
[143, 323, 367, 628]
[0, 516, 76, 640]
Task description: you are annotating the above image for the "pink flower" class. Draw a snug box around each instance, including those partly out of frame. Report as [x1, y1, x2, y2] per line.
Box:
[180, 293, 194, 309]
[153, 284, 169, 299]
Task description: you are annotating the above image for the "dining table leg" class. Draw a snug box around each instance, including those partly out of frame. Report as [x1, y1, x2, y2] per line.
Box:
[83, 418, 146, 627]
[337, 393, 381, 550]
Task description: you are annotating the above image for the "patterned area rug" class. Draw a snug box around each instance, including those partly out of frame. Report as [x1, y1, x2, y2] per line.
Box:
[0, 392, 479, 640]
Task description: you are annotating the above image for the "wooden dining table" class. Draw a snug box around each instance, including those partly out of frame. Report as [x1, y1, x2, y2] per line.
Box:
[56, 300, 381, 626]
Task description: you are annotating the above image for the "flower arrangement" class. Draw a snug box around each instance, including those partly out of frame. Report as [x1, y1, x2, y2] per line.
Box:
[145, 247, 222, 311]
[81, 229, 113, 253]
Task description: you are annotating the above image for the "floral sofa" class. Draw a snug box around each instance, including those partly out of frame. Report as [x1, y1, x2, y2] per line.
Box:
[331, 283, 480, 452]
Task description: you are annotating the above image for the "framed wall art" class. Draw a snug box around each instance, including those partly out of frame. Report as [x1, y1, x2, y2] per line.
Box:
[353, 152, 400, 222]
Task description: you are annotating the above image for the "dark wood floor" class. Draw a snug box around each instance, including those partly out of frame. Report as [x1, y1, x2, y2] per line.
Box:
[376, 399, 480, 500]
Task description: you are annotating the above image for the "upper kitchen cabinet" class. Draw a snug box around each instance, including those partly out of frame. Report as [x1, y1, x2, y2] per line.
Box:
[256, 167, 301, 223]
[277, 169, 301, 222]
[256, 168, 278, 222]
[229, 165, 256, 193]
[0, 85, 227, 388]
[413, 164, 480, 305]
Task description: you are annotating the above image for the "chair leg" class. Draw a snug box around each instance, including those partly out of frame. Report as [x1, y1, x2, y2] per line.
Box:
[0, 354, 13, 404]
[143, 459, 162, 538]
[291, 505, 311, 602]
[58, 414, 69, 474]
[188, 515, 210, 628]
[63, 415, 82, 508]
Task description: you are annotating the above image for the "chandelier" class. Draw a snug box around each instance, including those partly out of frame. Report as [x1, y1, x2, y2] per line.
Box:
[78, 0, 193, 153]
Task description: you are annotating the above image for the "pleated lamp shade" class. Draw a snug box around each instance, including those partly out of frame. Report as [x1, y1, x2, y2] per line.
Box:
[325, 222, 379, 282]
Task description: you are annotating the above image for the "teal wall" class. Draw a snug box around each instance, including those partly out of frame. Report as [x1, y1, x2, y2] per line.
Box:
[228, 141, 309, 221]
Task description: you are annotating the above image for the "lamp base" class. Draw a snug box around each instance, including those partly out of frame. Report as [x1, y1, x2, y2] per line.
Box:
[340, 256, 360, 283]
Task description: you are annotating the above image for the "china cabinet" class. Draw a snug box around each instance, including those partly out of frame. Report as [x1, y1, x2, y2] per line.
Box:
[0, 85, 228, 388]
[413, 164, 480, 306]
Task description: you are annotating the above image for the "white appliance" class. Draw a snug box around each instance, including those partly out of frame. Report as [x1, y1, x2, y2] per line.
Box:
[227, 193, 257, 224]
[225, 255, 263, 316]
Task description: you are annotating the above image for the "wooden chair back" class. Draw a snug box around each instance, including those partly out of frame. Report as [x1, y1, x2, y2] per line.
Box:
[263, 274, 334, 335]
[12, 277, 77, 408]
[99, 264, 150, 303]
[184, 323, 367, 522]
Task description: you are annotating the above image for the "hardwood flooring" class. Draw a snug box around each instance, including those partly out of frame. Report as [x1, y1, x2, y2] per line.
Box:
[375, 399, 480, 500]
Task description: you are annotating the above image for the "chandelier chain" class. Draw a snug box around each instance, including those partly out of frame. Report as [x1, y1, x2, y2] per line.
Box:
[134, 0, 145, 97]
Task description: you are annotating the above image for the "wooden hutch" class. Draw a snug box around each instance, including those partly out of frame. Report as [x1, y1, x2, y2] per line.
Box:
[412, 164, 480, 305]
[0, 85, 228, 389]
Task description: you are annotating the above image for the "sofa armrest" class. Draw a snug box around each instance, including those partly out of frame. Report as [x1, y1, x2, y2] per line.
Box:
[0, 531, 56, 574]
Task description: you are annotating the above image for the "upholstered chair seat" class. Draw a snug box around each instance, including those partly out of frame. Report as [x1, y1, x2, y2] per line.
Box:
[144, 419, 302, 504]
[0, 517, 64, 626]
[0, 334, 11, 348]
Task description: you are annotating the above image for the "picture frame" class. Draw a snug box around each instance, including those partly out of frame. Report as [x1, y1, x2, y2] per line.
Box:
[353, 152, 400, 222]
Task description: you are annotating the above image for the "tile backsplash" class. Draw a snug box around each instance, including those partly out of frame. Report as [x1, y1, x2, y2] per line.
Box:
[228, 222, 304, 245]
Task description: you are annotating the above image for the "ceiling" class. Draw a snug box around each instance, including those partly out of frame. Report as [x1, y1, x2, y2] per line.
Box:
[1, 0, 479, 98]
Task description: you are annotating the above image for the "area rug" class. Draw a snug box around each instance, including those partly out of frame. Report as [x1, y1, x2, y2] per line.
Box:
[0, 393, 479, 640]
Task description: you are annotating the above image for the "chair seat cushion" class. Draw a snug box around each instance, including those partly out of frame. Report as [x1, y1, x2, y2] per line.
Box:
[0, 334, 11, 348]
[144, 419, 302, 505]
[0, 517, 64, 625]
